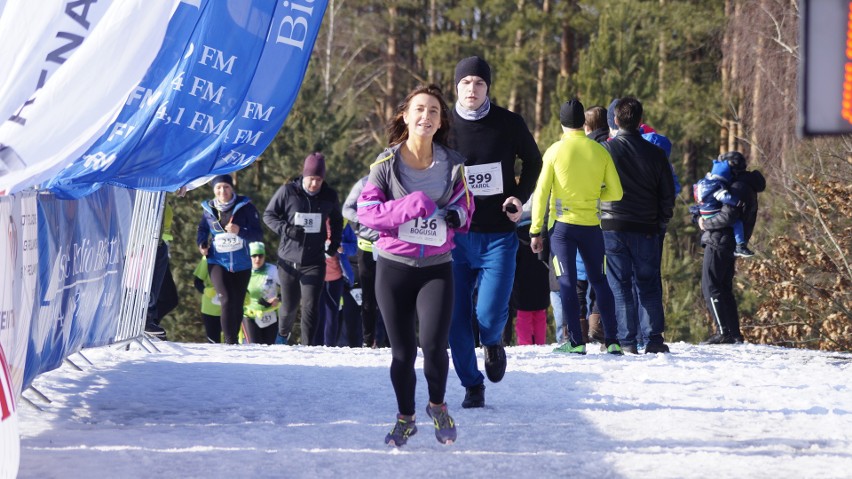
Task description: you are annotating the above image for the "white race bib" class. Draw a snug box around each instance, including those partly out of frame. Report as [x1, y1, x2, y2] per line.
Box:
[350, 287, 363, 306]
[465, 163, 503, 196]
[213, 233, 244, 253]
[398, 216, 447, 246]
[294, 212, 321, 233]
[255, 310, 277, 328]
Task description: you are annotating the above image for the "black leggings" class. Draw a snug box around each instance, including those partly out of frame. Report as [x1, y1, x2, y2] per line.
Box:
[202, 313, 221, 343]
[208, 265, 251, 344]
[375, 257, 453, 416]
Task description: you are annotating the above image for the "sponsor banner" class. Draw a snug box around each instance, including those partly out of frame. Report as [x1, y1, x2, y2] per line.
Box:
[0, 192, 36, 402]
[22, 186, 132, 390]
[0, 0, 114, 128]
[46, 0, 329, 199]
[0, 0, 181, 195]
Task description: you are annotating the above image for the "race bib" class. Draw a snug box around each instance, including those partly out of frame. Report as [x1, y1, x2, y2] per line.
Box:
[465, 163, 503, 196]
[294, 212, 321, 233]
[213, 233, 244, 253]
[255, 310, 277, 328]
[398, 216, 447, 246]
[350, 287, 363, 306]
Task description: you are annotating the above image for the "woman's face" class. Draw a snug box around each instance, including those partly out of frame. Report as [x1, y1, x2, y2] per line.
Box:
[214, 182, 234, 203]
[403, 93, 442, 140]
[251, 253, 265, 269]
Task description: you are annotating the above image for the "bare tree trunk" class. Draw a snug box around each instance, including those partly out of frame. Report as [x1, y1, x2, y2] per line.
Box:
[427, 0, 437, 83]
[385, 6, 398, 121]
[560, 1, 577, 79]
[323, 0, 334, 99]
[533, 0, 551, 141]
[507, 0, 525, 112]
[657, 0, 666, 109]
[750, 0, 767, 162]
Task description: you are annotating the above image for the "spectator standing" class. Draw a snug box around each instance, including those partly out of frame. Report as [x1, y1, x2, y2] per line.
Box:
[530, 99, 624, 355]
[263, 153, 343, 345]
[699, 151, 765, 344]
[358, 84, 473, 447]
[600, 97, 675, 354]
[448, 56, 542, 408]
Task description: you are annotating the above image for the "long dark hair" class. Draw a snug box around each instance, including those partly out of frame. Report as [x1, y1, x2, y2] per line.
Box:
[386, 84, 451, 147]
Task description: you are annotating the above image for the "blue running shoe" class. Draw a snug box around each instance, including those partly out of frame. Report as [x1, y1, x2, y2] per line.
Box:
[426, 403, 457, 445]
[385, 414, 417, 447]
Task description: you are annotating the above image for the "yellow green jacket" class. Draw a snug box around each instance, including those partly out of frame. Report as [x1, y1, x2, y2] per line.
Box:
[530, 130, 623, 234]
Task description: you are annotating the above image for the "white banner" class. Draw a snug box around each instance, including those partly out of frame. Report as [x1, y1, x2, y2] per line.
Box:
[0, 192, 36, 402]
[0, 0, 181, 194]
[0, 0, 114, 128]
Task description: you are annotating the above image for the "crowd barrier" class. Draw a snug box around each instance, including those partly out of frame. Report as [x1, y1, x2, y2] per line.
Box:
[0, 186, 164, 402]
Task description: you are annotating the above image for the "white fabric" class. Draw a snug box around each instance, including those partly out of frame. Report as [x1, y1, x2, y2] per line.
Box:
[0, 0, 181, 195]
[0, 0, 113, 125]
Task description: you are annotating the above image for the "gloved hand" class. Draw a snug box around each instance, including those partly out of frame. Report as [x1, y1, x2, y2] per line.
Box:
[258, 298, 272, 308]
[285, 224, 305, 241]
[445, 209, 461, 229]
[325, 246, 338, 257]
[688, 205, 701, 225]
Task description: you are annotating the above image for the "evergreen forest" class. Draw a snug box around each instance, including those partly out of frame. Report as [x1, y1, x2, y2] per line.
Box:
[162, 0, 851, 351]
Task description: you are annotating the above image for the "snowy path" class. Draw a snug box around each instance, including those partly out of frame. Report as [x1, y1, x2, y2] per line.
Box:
[16, 341, 852, 478]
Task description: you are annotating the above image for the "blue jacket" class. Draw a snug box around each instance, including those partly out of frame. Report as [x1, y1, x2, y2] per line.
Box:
[197, 195, 263, 272]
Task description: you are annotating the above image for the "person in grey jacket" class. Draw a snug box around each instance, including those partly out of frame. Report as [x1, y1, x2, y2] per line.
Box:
[342, 176, 385, 347]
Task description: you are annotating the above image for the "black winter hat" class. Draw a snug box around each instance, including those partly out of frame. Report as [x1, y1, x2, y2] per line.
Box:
[559, 99, 585, 128]
[211, 174, 234, 189]
[454, 56, 491, 88]
[607, 98, 619, 130]
[720, 151, 747, 172]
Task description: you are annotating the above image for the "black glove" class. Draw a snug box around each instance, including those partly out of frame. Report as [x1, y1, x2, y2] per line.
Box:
[258, 298, 272, 308]
[325, 245, 338, 257]
[688, 205, 701, 225]
[445, 209, 461, 229]
[193, 277, 205, 294]
[285, 224, 305, 241]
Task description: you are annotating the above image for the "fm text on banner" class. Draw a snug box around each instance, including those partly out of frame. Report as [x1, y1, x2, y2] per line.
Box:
[46, 0, 329, 199]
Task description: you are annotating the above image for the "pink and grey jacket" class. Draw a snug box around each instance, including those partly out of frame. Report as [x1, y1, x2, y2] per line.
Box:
[357, 143, 474, 267]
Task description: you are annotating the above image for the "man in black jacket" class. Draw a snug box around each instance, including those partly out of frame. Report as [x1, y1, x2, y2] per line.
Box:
[263, 152, 343, 345]
[601, 97, 675, 354]
[699, 151, 766, 344]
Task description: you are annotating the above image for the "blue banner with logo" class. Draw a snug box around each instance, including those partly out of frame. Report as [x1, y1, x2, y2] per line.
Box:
[46, 0, 328, 199]
[22, 186, 133, 389]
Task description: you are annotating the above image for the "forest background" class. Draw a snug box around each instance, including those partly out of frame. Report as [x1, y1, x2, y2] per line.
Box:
[161, 0, 850, 351]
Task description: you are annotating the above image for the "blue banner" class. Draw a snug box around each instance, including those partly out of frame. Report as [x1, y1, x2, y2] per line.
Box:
[46, 0, 328, 199]
[23, 186, 133, 389]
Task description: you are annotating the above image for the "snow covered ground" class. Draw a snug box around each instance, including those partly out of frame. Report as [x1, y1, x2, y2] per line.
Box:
[15, 340, 852, 478]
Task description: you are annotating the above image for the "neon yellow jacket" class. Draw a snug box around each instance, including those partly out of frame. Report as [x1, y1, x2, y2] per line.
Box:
[530, 130, 623, 234]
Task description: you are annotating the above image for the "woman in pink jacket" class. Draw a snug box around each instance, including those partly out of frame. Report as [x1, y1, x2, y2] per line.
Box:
[357, 84, 473, 448]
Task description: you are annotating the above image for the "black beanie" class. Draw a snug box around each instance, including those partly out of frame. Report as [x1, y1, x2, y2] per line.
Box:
[454, 56, 491, 88]
[559, 99, 585, 128]
[211, 174, 234, 189]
